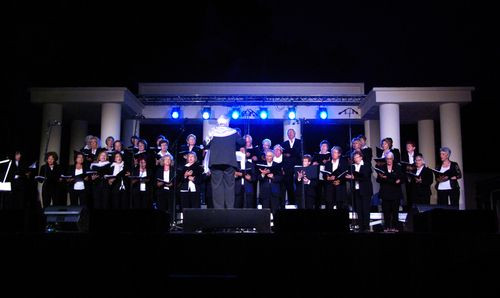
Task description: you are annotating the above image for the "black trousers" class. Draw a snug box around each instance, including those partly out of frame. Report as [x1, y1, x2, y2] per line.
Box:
[157, 189, 174, 223]
[415, 194, 431, 205]
[111, 190, 129, 209]
[235, 185, 255, 208]
[325, 184, 347, 210]
[42, 184, 65, 207]
[354, 190, 371, 231]
[211, 165, 235, 208]
[260, 184, 280, 214]
[69, 189, 88, 207]
[283, 175, 296, 205]
[92, 183, 110, 209]
[437, 189, 460, 206]
[315, 180, 328, 209]
[131, 190, 151, 209]
[180, 191, 200, 210]
[382, 199, 400, 229]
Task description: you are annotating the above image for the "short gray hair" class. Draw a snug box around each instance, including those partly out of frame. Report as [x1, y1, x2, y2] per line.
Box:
[440, 147, 451, 157]
[262, 139, 272, 147]
[331, 146, 342, 154]
[159, 154, 174, 166]
[384, 151, 395, 159]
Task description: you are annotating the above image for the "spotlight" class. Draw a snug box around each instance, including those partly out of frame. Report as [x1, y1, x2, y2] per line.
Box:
[259, 108, 269, 120]
[319, 107, 328, 120]
[201, 107, 211, 120]
[171, 107, 180, 119]
[231, 108, 241, 120]
[287, 107, 296, 120]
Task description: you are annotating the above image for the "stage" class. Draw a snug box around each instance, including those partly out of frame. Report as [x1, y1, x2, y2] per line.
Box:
[1, 231, 498, 297]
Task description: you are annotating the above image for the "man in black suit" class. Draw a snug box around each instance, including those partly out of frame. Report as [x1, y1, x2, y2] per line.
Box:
[281, 128, 302, 206]
[207, 115, 245, 209]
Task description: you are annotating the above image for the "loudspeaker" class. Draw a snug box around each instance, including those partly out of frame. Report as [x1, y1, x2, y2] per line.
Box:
[44, 206, 89, 232]
[89, 209, 169, 233]
[183, 208, 271, 233]
[414, 208, 498, 233]
[0, 209, 46, 233]
[274, 209, 350, 233]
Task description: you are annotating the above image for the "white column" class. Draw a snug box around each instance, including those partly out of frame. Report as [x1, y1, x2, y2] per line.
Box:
[283, 120, 301, 142]
[440, 103, 465, 209]
[122, 119, 141, 146]
[364, 119, 380, 194]
[100, 103, 121, 144]
[379, 103, 401, 150]
[69, 120, 88, 164]
[203, 120, 218, 142]
[418, 119, 438, 204]
[39, 103, 63, 167]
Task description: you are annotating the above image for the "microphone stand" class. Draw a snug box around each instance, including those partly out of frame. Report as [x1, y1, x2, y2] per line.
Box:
[299, 118, 306, 209]
[41, 120, 61, 209]
[170, 123, 185, 231]
[339, 108, 359, 231]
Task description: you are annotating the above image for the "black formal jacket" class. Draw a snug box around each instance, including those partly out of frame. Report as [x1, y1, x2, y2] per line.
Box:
[7, 160, 29, 190]
[65, 165, 91, 191]
[361, 147, 373, 165]
[351, 163, 373, 198]
[177, 162, 203, 192]
[376, 164, 404, 201]
[179, 144, 204, 163]
[324, 157, 350, 186]
[257, 161, 283, 194]
[207, 133, 245, 169]
[107, 163, 131, 192]
[235, 161, 256, 193]
[39, 164, 62, 190]
[434, 161, 462, 190]
[409, 166, 433, 198]
[155, 167, 176, 191]
[281, 138, 302, 175]
[130, 167, 154, 193]
[376, 147, 401, 164]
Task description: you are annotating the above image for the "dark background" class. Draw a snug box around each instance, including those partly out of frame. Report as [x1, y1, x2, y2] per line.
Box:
[3, 1, 496, 172]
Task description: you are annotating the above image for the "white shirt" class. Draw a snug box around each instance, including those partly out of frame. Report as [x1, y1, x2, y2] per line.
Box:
[273, 155, 283, 163]
[74, 168, 85, 190]
[139, 170, 147, 192]
[354, 160, 364, 190]
[157, 150, 171, 158]
[416, 166, 424, 176]
[438, 165, 452, 190]
[408, 152, 415, 164]
[184, 163, 196, 192]
[163, 169, 171, 190]
[331, 159, 339, 172]
[289, 138, 295, 149]
[112, 162, 125, 190]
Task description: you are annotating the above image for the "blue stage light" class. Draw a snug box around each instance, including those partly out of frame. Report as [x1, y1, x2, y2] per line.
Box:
[287, 107, 296, 120]
[319, 107, 328, 120]
[201, 107, 211, 120]
[231, 108, 240, 120]
[259, 108, 269, 120]
[171, 107, 180, 119]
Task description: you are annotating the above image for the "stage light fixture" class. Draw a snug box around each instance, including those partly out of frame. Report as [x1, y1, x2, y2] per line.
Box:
[319, 107, 328, 120]
[259, 108, 269, 120]
[171, 107, 180, 119]
[287, 107, 296, 120]
[201, 107, 211, 120]
[231, 108, 241, 120]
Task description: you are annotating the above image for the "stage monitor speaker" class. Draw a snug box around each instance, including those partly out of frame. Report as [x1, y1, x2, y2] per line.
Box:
[274, 209, 350, 233]
[183, 208, 271, 233]
[89, 209, 169, 233]
[0, 209, 46, 233]
[414, 208, 498, 233]
[44, 206, 89, 232]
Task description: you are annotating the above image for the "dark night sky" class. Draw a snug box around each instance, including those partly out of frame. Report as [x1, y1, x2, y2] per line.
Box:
[3, 1, 497, 171]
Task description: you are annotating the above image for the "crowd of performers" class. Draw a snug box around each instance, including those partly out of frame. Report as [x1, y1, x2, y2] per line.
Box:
[1, 129, 462, 232]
